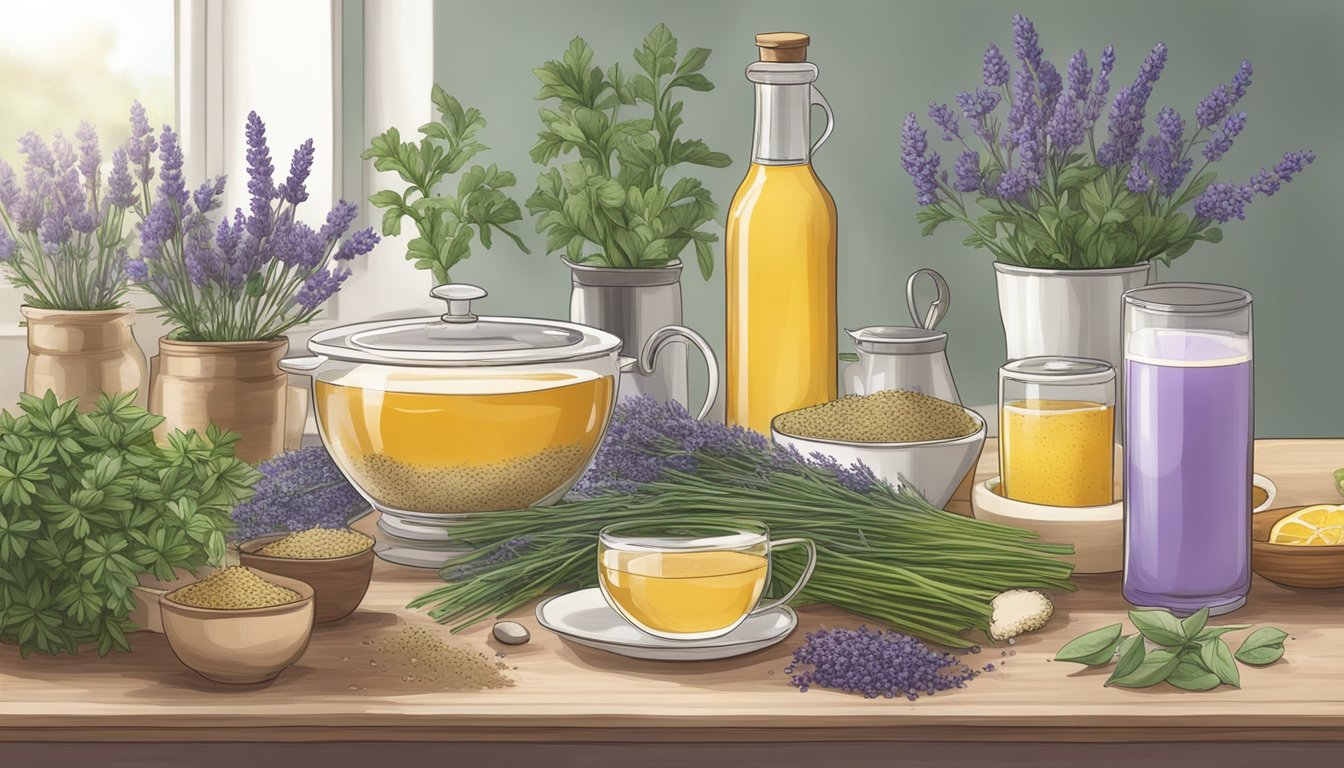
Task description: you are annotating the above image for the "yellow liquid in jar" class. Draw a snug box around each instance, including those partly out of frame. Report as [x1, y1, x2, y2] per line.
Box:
[726, 162, 837, 434]
[1000, 399, 1114, 507]
[599, 549, 769, 635]
[315, 368, 614, 514]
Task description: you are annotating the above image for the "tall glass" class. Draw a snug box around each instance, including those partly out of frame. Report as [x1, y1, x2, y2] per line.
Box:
[1122, 284, 1253, 616]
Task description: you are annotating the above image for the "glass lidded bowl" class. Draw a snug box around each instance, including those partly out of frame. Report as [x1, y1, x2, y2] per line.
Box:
[281, 284, 628, 519]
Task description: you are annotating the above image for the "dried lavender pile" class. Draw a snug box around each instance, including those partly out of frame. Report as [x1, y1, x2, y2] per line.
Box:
[232, 446, 370, 541]
[785, 626, 984, 700]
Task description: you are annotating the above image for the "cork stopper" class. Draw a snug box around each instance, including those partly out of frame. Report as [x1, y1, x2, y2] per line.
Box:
[755, 32, 809, 63]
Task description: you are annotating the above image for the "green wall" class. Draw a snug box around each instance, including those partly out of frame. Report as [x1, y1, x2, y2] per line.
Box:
[429, 0, 1340, 437]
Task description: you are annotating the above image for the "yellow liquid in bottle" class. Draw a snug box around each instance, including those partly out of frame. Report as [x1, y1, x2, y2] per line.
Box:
[599, 550, 769, 635]
[1000, 399, 1114, 507]
[726, 162, 838, 434]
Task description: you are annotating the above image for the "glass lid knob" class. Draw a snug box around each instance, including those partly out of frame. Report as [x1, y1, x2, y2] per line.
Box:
[430, 284, 487, 324]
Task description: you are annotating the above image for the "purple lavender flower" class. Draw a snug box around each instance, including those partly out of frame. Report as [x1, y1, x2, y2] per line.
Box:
[900, 114, 941, 206]
[335, 227, 379, 261]
[1011, 14, 1042, 71]
[75, 122, 101, 183]
[928, 102, 960, 141]
[230, 446, 369, 542]
[1098, 43, 1167, 167]
[216, 207, 247, 257]
[125, 255, 149, 282]
[320, 200, 359, 242]
[1066, 49, 1092, 101]
[272, 220, 326, 269]
[279, 139, 314, 205]
[192, 175, 227, 213]
[18, 131, 54, 176]
[1045, 97, 1085, 153]
[106, 148, 137, 208]
[1249, 167, 1281, 197]
[1274, 150, 1315, 182]
[0, 229, 16, 262]
[1036, 60, 1063, 119]
[1194, 181, 1254, 222]
[952, 151, 981, 193]
[157, 125, 188, 207]
[1083, 45, 1116, 127]
[1125, 163, 1152, 193]
[127, 101, 158, 183]
[245, 112, 276, 238]
[0, 160, 16, 209]
[983, 43, 1010, 88]
[1004, 68, 1038, 149]
[1196, 60, 1253, 129]
[1202, 111, 1246, 162]
[955, 88, 1002, 120]
[1146, 107, 1193, 195]
[995, 166, 1034, 199]
[293, 267, 350, 311]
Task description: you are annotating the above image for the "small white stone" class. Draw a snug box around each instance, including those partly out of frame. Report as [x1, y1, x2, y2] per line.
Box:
[492, 621, 530, 645]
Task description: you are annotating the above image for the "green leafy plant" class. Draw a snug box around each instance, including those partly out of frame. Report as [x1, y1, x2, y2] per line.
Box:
[527, 23, 732, 279]
[1056, 608, 1287, 691]
[0, 391, 259, 657]
[364, 85, 530, 283]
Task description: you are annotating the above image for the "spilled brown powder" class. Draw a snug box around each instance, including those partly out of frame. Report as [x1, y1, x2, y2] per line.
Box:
[351, 626, 514, 690]
[774, 390, 978, 443]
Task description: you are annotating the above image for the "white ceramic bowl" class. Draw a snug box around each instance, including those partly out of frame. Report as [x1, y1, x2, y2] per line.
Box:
[771, 408, 986, 508]
[973, 473, 1279, 575]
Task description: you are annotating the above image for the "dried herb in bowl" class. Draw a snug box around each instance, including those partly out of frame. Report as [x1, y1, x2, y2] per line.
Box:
[409, 397, 1075, 649]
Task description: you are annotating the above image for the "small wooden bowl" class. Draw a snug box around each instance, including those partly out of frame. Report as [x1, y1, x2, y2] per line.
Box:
[238, 531, 375, 623]
[1252, 506, 1344, 589]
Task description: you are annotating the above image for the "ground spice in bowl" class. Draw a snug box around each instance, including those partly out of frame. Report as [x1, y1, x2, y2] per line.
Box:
[259, 527, 374, 559]
[773, 390, 979, 443]
[167, 566, 302, 610]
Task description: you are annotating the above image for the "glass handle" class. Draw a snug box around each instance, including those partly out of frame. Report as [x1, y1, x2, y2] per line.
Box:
[809, 86, 834, 155]
[750, 537, 816, 615]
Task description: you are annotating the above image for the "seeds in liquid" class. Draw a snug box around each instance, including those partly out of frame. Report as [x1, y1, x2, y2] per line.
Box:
[316, 368, 614, 513]
[600, 550, 768, 635]
[1000, 399, 1113, 507]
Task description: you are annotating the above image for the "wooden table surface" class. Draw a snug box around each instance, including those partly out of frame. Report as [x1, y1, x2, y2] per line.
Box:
[4, 439, 1344, 759]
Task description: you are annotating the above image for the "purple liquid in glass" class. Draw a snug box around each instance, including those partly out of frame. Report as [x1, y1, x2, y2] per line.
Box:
[1123, 329, 1252, 615]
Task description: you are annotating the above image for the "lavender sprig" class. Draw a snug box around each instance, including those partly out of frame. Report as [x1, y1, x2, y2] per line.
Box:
[230, 446, 370, 541]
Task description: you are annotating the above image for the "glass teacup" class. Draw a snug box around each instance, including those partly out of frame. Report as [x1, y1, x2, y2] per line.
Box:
[597, 519, 817, 641]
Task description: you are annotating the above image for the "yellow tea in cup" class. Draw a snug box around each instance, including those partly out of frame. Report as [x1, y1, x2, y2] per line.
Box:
[598, 520, 816, 641]
[1000, 399, 1114, 506]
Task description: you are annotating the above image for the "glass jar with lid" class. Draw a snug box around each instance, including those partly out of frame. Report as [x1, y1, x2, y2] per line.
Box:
[998, 356, 1116, 507]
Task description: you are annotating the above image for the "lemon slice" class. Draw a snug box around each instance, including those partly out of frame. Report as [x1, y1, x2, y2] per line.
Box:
[1270, 504, 1344, 545]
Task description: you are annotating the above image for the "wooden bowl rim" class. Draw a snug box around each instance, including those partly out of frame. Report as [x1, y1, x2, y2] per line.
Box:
[1252, 505, 1344, 552]
[237, 529, 376, 563]
[160, 568, 316, 618]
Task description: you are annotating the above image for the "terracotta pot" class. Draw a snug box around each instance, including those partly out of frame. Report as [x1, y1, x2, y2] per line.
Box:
[21, 306, 148, 411]
[149, 338, 289, 463]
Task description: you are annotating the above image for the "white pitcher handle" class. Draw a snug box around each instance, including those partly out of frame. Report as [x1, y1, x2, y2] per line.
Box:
[635, 325, 720, 421]
[810, 86, 835, 155]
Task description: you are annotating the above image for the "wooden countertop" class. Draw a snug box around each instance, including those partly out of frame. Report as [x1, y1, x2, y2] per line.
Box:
[3, 439, 1344, 749]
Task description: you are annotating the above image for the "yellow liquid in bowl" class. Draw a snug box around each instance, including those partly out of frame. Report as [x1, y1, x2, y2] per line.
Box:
[316, 368, 614, 514]
[599, 550, 768, 636]
[1000, 399, 1114, 507]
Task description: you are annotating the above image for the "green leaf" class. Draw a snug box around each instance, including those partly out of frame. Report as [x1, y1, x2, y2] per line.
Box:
[1180, 607, 1210, 639]
[1107, 648, 1181, 688]
[694, 237, 714, 280]
[1109, 634, 1146, 681]
[1194, 624, 1251, 641]
[1199, 637, 1241, 687]
[1166, 658, 1222, 691]
[1129, 609, 1186, 647]
[1235, 627, 1288, 666]
[1055, 623, 1123, 665]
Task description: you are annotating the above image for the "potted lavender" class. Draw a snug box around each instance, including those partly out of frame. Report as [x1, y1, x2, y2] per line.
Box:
[0, 103, 158, 410]
[900, 15, 1313, 373]
[131, 112, 378, 463]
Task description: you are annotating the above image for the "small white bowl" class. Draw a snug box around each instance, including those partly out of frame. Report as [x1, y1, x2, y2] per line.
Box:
[973, 473, 1280, 575]
[771, 408, 987, 508]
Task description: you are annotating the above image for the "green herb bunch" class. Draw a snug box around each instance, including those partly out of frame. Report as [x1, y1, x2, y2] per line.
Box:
[527, 23, 732, 279]
[364, 85, 530, 283]
[1056, 608, 1288, 691]
[0, 391, 259, 657]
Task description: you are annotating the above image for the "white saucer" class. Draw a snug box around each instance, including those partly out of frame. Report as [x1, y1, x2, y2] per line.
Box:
[535, 588, 797, 661]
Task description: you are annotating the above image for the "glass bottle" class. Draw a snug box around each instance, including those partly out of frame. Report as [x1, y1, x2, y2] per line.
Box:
[725, 32, 837, 434]
[998, 357, 1115, 507]
[1122, 284, 1253, 616]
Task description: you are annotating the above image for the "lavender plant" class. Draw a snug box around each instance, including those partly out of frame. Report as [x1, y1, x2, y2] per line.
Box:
[0, 103, 157, 310]
[129, 112, 380, 341]
[230, 446, 370, 542]
[902, 15, 1315, 268]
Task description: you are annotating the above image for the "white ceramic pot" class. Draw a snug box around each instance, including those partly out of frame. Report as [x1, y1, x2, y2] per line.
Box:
[993, 262, 1154, 369]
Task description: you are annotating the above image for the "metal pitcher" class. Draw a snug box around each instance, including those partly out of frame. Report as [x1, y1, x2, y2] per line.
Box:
[843, 268, 960, 403]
